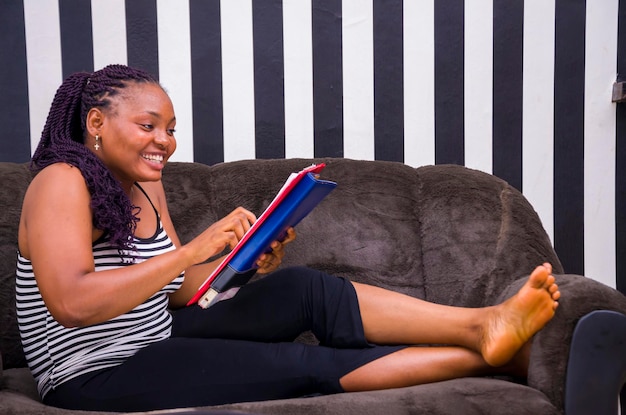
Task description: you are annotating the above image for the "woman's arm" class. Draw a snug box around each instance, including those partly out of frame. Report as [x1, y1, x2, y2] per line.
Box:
[154, 180, 296, 309]
[19, 164, 255, 327]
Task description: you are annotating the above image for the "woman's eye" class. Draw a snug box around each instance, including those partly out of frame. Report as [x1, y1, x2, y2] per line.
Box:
[167, 129, 176, 136]
[141, 124, 154, 130]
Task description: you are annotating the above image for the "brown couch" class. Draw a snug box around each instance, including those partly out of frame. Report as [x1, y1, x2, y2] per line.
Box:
[2, 158, 626, 414]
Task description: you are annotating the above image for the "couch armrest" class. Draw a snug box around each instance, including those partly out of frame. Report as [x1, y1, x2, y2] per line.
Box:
[496, 274, 626, 412]
[564, 310, 626, 415]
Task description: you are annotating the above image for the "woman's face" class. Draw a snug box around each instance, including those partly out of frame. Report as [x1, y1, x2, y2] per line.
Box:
[94, 82, 177, 187]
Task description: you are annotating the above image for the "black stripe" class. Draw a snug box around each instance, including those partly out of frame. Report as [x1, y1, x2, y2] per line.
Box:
[553, 0, 586, 275]
[0, 1, 31, 162]
[434, 0, 464, 165]
[59, 0, 94, 78]
[373, 0, 404, 163]
[492, 0, 524, 191]
[190, 0, 224, 165]
[253, 0, 286, 159]
[125, 0, 159, 79]
[616, 0, 626, 294]
[620, 145, 626, 415]
[312, 0, 343, 158]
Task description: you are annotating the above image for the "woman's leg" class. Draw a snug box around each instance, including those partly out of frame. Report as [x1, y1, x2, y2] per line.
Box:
[175, 263, 559, 368]
[353, 263, 560, 367]
[169, 262, 558, 398]
[340, 344, 529, 392]
[172, 266, 372, 348]
[340, 264, 558, 391]
[44, 337, 403, 412]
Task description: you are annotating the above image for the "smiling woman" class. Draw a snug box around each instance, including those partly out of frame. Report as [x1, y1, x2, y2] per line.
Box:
[16, 64, 561, 412]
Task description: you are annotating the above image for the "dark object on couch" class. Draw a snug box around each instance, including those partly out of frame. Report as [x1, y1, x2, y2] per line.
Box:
[1, 158, 625, 415]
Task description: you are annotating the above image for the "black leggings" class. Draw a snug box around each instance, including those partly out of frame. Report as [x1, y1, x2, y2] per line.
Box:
[44, 267, 404, 412]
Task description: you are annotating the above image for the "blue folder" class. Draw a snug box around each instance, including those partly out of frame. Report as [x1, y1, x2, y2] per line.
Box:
[188, 164, 337, 308]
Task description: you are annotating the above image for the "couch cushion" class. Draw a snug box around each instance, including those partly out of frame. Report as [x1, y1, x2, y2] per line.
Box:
[214, 378, 559, 415]
[416, 164, 562, 307]
[1, 368, 558, 415]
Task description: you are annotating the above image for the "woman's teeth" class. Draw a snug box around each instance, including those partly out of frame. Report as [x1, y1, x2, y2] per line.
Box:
[142, 154, 163, 163]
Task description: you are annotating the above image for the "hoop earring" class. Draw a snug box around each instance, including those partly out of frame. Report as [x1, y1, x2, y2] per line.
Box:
[94, 134, 101, 151]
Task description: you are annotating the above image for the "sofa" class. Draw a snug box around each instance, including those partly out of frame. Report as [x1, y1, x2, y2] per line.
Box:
[1, 157, 626, 415]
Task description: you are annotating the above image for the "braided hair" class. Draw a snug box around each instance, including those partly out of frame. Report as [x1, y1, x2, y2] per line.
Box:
[31, 64, 161, 251]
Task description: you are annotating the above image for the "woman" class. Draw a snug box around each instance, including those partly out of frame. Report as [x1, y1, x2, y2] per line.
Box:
[16, 64, 560, 412]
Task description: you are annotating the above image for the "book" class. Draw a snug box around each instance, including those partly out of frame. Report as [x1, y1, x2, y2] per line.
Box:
[187, 163, 337, 308]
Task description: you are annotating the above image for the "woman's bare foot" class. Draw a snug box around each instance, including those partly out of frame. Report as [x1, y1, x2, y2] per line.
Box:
[496, 341, 532, 378]
[480, 263, 560, 367]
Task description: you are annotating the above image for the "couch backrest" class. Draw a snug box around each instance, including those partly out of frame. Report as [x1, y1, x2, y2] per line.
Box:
[0, 158, 562, 369]
[0, 162, 34, 369]
[162, 158, 562, 306]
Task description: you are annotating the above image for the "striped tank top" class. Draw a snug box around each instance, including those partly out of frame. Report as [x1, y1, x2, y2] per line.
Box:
[15, 187, 184, 398]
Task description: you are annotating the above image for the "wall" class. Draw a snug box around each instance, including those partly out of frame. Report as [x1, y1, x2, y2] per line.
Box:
[1, 0, 625, 291]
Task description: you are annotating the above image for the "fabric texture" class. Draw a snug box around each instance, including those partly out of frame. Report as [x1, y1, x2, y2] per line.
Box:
[1, 158, 626, 415]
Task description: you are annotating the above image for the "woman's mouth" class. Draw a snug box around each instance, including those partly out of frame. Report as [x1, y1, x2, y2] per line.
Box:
[141, 153, 164, 164]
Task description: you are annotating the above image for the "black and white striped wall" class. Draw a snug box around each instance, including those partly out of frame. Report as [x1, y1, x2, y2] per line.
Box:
[1, 0, 625, 292]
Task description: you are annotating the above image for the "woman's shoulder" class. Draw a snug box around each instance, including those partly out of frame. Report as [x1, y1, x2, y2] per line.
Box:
[26, 163, 90, 201]
[32, 162, 84, 181]
[19, 163, 95, 257]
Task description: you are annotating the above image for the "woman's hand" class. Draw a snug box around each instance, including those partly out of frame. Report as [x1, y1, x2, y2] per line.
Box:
[168, 221, 295, 308]
[185, 207, 258, 265]
[256, 227, 297, 274]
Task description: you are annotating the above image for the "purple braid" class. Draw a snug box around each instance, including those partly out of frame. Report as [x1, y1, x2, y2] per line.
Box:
[31, 64, 161, 251]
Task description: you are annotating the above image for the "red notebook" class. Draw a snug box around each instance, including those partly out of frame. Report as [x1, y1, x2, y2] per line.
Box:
[187, 163, 337, 308]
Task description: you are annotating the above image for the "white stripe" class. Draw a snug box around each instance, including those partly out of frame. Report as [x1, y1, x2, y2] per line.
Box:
[463, 0, 493, 174]
[23, 0, 63, 155]
[220, 0, 256, 162]
[342, 0, 374, 160]
[91, 0, 127, 69]
[584, 0, 618, 288]
[522, 0, 555, 243]
[403, 0, 435, 167]
[157, 0, 194, 163]
[283, 0, 314, 158]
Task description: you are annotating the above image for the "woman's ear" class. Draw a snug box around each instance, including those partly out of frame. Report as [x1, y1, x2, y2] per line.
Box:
[85, 108, 104, 137]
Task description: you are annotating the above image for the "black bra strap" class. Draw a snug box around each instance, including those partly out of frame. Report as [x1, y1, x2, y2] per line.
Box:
[133, 182, 160, 218]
